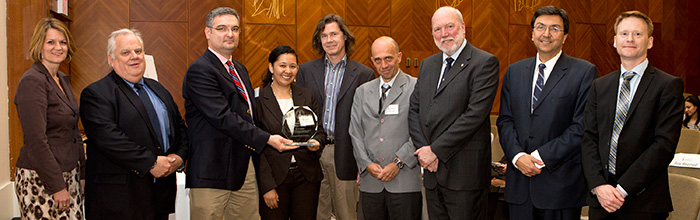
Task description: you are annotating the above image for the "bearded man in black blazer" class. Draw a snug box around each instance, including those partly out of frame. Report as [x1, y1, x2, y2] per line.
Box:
[296, 14, 374, 220]
[581, 11, 684, 220]
[497, 6, 597, 220]
[81, 29, 187, 220]
[182, 7, 294, 220]
[409, 6, 499, 220]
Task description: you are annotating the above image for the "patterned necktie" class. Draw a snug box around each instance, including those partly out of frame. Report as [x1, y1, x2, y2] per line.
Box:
[134, 83, 163, 148]
[609, 71, 636, 174]
[379, 84, 391, 114]
[532, 63, 546, 111]
[225, 60, 249, 103]
[438, 57, 454, 89]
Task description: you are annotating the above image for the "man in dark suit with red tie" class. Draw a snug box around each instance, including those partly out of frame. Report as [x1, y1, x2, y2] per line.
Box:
[581, 11, 684, 220]
[498, 6, 597, 220]
[182, 7, 294, 220]
[81, 29, 188, 220]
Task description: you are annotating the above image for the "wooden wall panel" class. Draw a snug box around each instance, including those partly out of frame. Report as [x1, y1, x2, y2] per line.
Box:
[245, 0, 296, 24]
[295, 0, 345, 64]
[132, 22, 189, 110]
[188, 0, 244, 64]
[391, 0, 436, 76]
[130, 0, 187, 21]
[7, 0, 50, 181]
[244, 24, 297, 87]
[9, 0, 700, 178]
[346, 0, 390, 26]
[348, 26, 392, 72]
[70, 0, 130, 96]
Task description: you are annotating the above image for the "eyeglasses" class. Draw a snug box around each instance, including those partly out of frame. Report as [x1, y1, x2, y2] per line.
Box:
[211, 25, 240, 33]
[534, 25, 562, 34]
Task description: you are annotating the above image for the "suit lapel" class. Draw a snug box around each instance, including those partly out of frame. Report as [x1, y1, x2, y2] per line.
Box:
[35, 63, 78, 114]
[368, 79, 380, 115]
[204, 50, 252, 107]
[533, 54, 569, 111]
[625, 66, 656, 119]
[435, 42, 472, 95]
[338, 60, 359, 102]
[383, 71, 406, 113]
[144, 79, 175, 144]
[110, 72, 160, 149]
[261, 86, 284, 127]
[310, 60, 326, 100]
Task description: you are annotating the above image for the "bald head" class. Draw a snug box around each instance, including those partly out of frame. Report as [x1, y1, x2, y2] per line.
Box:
[432, 6, 464, 26]
[371, 36, 402, 82]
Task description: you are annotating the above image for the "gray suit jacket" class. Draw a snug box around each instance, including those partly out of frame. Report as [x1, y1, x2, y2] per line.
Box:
[350, 70, 421, 193]
[409, 40, 499, 191]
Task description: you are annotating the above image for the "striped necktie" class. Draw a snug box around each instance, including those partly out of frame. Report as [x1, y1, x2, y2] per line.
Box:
[532, 63, 546, 111]
[609, 71, 636, 174]
[225, 60, 249, 103]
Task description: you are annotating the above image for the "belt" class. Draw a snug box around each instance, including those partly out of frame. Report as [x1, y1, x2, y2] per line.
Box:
[289, 162, 298, 169]
[326, 136, 335, 145]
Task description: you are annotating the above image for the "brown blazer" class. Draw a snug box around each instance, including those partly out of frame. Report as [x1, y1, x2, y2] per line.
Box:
[255, 84, 326, 194]
[15, 62, 85, 195]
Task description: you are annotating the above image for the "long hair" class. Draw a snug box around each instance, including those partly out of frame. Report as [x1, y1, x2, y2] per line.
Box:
[684, 95, 700, 128]
[311, 14, 355, 57]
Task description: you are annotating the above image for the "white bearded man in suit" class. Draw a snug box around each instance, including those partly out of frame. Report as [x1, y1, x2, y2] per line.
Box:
[409, 6, 500, 220]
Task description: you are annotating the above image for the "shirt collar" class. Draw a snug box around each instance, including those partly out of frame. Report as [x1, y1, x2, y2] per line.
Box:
[442, 39, 468, 62]
[209, 47, 233, 68]
[620, 58, 648, 78]
[324, 55, 347, 67]
[536, 50, 563, 69]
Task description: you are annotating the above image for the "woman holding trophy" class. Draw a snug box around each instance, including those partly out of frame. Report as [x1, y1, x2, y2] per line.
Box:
[255, 45, 326, 219]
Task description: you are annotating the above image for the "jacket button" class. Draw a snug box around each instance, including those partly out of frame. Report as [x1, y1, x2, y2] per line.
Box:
[247, 109, 251, 115]
[73, 139, 77, 143]
[157, 147, 161, 150]
[380, 119, 384, 123]
[380, 138, 384, 142]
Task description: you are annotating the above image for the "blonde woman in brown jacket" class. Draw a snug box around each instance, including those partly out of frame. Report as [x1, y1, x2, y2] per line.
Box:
[14, 18, 85, 220]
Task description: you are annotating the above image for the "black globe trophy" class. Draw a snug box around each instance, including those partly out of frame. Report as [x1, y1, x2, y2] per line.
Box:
[281, 106, 318, 146]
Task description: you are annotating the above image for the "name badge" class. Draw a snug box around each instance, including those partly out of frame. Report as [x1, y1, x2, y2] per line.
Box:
[385, 104, 399, 115]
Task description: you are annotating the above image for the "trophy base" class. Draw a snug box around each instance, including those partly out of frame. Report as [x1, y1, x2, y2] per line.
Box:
[284, 142, 316, 146]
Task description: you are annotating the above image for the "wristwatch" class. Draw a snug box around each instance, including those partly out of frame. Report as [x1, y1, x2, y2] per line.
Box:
[393, 158, 405, 169]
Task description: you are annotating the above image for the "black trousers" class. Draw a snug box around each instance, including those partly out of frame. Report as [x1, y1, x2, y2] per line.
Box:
[425, 185, 488, 220]
[259, 167, 321, 220]
[508, 197, 581, 220]
[360, 189, 422, 220]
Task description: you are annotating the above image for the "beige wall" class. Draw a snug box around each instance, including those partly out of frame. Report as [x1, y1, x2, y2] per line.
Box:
[1, 0, 19, 218]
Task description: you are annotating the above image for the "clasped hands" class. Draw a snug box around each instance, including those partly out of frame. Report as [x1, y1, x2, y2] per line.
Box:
[415, 146, 438, 172]
[515, 154, 544, 177]
[149, 154, 183, 178]
[366, 160, 400, 182]
[594, 184, 626, 213]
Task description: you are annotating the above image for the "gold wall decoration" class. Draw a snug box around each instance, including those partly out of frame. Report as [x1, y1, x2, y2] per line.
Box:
[513, 0, 540, 12]
[252, 0, 287, 19]
[436, 0, 464, 9]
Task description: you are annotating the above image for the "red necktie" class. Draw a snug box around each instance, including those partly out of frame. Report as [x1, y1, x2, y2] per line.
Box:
[225, 60, 249, 102]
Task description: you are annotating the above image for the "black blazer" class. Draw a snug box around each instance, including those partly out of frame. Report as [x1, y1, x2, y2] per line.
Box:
[409, 41, 499, 191]
[497, 53, 597, 209]
[183, 49, 270, 190]
[296, 58, 374, 180]
[80, 71, 188, 219]
[255, 84, 326, 194]
[582, 65, 683, 213]
[15, 62, 85, 195]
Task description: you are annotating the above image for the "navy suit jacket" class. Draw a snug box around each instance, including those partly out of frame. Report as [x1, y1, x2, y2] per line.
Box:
[183, 49, 269, 190]
[81, 71, 188, 219]
[296, 58, 374, 180]
[582, 65, 683, 213]
[497, 53, 596, 209]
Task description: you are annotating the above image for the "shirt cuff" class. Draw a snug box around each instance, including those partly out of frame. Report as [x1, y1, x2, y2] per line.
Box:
[512, 152, 527, 169]
[531, 150, 546, 169]
[616, 184, 628, 197]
